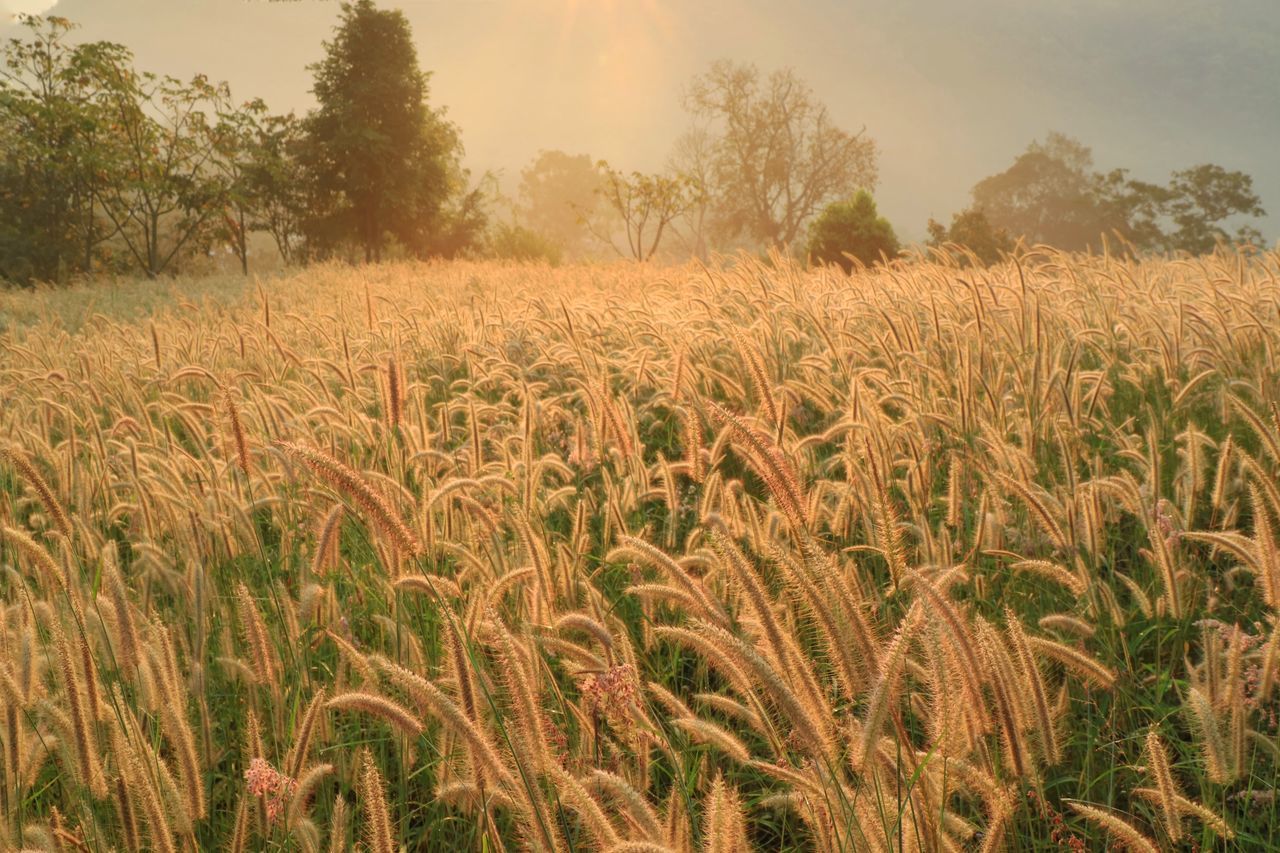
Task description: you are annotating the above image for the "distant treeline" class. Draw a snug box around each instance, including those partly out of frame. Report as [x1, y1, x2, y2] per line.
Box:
[0, 2, 1268, 285]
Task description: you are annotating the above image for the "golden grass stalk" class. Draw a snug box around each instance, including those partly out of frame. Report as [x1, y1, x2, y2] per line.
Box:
[357, 750, 396, 853]
[287, 763, 334, 828]
[996, 473, 1068, 551]
[1010, 559, 1087, 595]
[328, 795, 349, 853]
[1007, 611, 1059, 766]
[671, 717, 751, 763]
[311, 504, 344, 577]
[702, 773, 750, 853]
[224, 390, 252, 477]
[610, 536, 727, 625]
[326, 692, 424, 737]
[386, 355, 403, 433]
[585, 769, 664, 842]
[1026, 636, 1116, 689]
[1, 446, 72, 540]
[53, 626, 106, 799]
[101, 542, 139, 672]
[707, 402, 808, 532]
[1143, 729, 1182, 842]
[127, 747, 177, 853]
[977, 619, 1030, 779]
[234, 582, 280, 698]
[229, 795, 249, 853]
[1185, 686, 1232, 784]
[551, 766, 621, 849]
[1066, 802, 1159, 853]
[286, 688, 327, 781]
[1131, 787, 1233, 839]
[857, 605, 921, 770]
[1, 524, 70, 593]
[370, 655, 516, 790]
[277, 441, 422, 557]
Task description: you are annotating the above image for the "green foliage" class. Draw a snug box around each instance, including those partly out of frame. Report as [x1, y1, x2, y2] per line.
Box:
[1164, 164, 1266, 254]
[0, 16, 132, 284]
[972, 132, 1133, 251]
[234, 108, 310, 266]
[926, 207, 1014, 266]
[0, 14, 289, 283]
[301, 0, 463, 262]
[805, 190, 899, 270]
[93, 68, 238, 278]
[969, 132, 1266, 255]
[0, 4, 493, 283]
[487, 222, 563, 265]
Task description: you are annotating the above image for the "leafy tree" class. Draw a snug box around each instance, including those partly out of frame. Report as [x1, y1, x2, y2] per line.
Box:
[594, 164, 699, 262]
[239, 109, 309, 266]
[207, 98, 269, 275]
[515, 150, 607, 257]
[302, 0, 458, 262]
[1164, 164, 1265, 254]
[0, 16, 129, 283]
[425, 173, 489, 260]
[685, 60, 877, 248]
[806, 191, 899, 271]
[970, 132, 1265, 255]
[926, 207, 1014, 266]
[93, 63, 237, 278]
[971, 133, 1131, 251]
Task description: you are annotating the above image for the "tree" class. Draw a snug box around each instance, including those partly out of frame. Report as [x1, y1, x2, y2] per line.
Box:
[425, 170, 489, 260]
[971, 133, 1131, 251]
[926, 207, 1014, 266]
[208, 98, 269, 275]
[1164, 164, 1265, 254]
[594, 164, 698, 262]
[969, 132, 1266, 255]
[302, 0, 457, 262]
[0, 16, 129, 283]
[667, 126, 716, 260]
[806, 191, 899, 271]
[515, 150, 607, 257]
[240, 109, 309, 266]
[685, 60, 877, 248]
[93, 65, 237, 278]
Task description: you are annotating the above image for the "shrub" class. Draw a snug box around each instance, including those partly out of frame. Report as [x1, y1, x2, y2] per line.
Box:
[805, 191, 899, 271]
[486, 222, 563, 265]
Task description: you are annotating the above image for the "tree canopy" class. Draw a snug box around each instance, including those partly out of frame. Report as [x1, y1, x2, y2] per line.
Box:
[806, 191, 899, 271]
[967, 132, 1265, 255]
[515, 150, 608, 258]
[926, 207, 1014, 266]
[302, 0, 463, 262]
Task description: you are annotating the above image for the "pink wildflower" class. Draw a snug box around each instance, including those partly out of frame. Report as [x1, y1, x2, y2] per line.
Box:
[244, 757, 296, 824]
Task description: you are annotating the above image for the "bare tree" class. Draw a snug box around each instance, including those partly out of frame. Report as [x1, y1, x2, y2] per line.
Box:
[685, 60, 877, 248]
[667, 125, 715, 260]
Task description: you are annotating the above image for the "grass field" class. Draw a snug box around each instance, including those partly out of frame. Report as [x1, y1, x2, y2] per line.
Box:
[0, 250, 1278, 851]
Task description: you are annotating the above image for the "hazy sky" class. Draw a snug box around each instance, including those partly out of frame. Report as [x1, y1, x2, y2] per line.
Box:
[4, 0, 1277, 242]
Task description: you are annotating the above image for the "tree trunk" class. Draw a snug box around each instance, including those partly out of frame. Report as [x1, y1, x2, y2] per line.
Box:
[238, 207, 248, 276]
